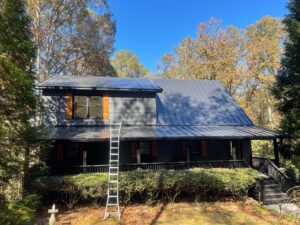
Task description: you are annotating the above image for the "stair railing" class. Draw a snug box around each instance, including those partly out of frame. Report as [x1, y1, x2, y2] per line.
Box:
[265, 159, 292, 192]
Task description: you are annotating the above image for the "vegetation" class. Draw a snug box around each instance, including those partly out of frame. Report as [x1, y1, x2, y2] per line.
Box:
[158, 17, 283, 129]
[26, 0, 116, 80]
[0, 194, 40, 225]
[42, 168, 258, 208]
[274, 0, 300, 160]
[112, 50, 150, 78]
[0, 1, 48, 224]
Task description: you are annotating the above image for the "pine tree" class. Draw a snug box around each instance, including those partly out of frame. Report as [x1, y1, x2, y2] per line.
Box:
[0, 0, 39, 197]
[274, 0, 300, 156]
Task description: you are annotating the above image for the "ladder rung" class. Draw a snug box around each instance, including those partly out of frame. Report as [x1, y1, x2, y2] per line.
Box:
[110, 160, 118, 162]
[107, 203, 119, 206]
[110, 166, 118, 169]
[108, 195, 118, 198]
[110, 147, 119, 149]
[109, 180, 118, 183]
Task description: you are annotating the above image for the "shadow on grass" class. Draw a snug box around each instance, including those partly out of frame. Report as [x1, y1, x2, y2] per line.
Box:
[150, 203, 167, 225]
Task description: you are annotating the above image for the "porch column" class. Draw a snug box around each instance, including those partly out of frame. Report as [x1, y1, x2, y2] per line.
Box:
[83, 150, 87, 173]
[186, 147, 190, 163]
[229, 141, 237, 160]
[137, 148, 141, 164]
[273, 139, 280, 167]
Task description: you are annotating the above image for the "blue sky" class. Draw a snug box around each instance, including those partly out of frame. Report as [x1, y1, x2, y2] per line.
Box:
[109, 0, 288, 72]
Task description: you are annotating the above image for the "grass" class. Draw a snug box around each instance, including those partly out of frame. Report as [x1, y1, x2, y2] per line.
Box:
[34, 198, 298, 225]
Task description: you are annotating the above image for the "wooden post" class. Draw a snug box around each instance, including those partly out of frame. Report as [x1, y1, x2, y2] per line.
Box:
[186, 146, 190, 167]
[83, 151, 87, 173]
[273, 139, 280, 167]
[137, 148, 141, 164]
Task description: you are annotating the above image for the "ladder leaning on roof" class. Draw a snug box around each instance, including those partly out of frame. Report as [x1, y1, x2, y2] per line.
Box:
[104, 121, 122, 220]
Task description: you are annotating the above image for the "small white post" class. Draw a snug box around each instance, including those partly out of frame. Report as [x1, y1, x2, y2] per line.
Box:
[48, 204, 58, 225]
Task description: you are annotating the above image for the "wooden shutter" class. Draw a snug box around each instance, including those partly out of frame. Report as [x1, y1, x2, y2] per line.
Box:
[56, 143, 64, 160]
[151, 141, 157, 159]
[131, 142, 137, 159]
[103, 94, 109, 120]
[201, 141, 207, 156]
[66, 93, 73, 120]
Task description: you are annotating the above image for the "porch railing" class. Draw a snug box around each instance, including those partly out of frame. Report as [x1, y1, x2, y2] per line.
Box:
[50, 160, 248, 175]
[252, 156, 293, 192]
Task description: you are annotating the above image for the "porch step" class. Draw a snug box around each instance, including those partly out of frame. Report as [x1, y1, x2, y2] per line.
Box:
[257, 176, 290, 205]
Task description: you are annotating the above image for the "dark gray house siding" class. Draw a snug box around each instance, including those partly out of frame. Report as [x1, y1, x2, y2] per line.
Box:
[42, 90, 157, 126]
[108, 92, 156, 125]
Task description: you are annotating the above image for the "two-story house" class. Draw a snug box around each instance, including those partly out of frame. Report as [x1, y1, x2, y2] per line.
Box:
[36, 75, 282, 174]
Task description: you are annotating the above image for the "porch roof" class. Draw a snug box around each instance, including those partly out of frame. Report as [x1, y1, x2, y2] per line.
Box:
[48, 125, 283, 141]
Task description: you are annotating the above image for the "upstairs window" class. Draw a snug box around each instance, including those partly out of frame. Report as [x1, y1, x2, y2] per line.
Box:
[73, 96, 102, 119]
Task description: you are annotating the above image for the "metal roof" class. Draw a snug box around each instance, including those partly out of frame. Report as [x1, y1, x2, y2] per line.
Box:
[48, 125, 282, 141]
[152, 79, 253, 126]
[36, 75, 163, 92]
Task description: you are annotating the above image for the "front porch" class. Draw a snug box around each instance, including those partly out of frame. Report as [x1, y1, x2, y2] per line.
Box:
[48, 139, 252, 175]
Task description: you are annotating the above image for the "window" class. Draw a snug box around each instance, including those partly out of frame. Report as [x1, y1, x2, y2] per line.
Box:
[64, 143, 80, 159]
[139, 142, 151, 156]
[187, 141, 207, 156]
[74, 96, 102, 119]
[189, 141, 199, 155]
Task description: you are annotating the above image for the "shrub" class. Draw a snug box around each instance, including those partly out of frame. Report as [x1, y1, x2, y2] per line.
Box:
[42, 168, 258, 208]
[0, 194, 40, 225]
[285, 163, 299, 184]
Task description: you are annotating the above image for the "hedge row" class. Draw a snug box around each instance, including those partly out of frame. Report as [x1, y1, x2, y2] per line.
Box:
[42, 168, 258, 208]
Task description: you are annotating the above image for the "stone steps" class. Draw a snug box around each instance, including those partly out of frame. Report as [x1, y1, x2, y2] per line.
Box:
[260, 177, 290, 205]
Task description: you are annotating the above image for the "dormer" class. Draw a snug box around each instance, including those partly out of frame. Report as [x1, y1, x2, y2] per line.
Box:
[36, 75, 163, 126]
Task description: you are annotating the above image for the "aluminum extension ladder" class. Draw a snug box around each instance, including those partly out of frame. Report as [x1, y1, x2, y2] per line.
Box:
[104, 121, 122, 220]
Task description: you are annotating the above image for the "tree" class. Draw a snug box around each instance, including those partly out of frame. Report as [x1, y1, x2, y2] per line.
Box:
[238, 16, 283, 129]
[158, 17, 283, 128]
[158, 18, 245, 95]
[0, 0, 42, 198]
[274, 0, 300, 156]
[112, 50, 150, 78]
[26, 0, 116, 81]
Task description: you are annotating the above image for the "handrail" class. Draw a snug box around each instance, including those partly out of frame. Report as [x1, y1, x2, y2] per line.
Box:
[50, 160, 248, 175]
[252, 156, 293, 192]
[266, 159, 289, 179]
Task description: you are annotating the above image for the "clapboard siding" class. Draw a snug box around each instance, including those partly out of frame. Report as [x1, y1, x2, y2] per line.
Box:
[42, 90, 157, 126]
[42, 95, 67, 126]
[109, 92, 156, 125]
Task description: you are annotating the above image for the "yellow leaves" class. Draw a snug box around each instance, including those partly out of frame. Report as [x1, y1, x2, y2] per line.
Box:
[159, 16, 284, 128]
[112, 50, 150, 78]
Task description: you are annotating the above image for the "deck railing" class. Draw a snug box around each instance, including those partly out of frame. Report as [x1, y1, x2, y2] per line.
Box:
[51, 160, 248, 175]
[252, 156, 293, 192]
